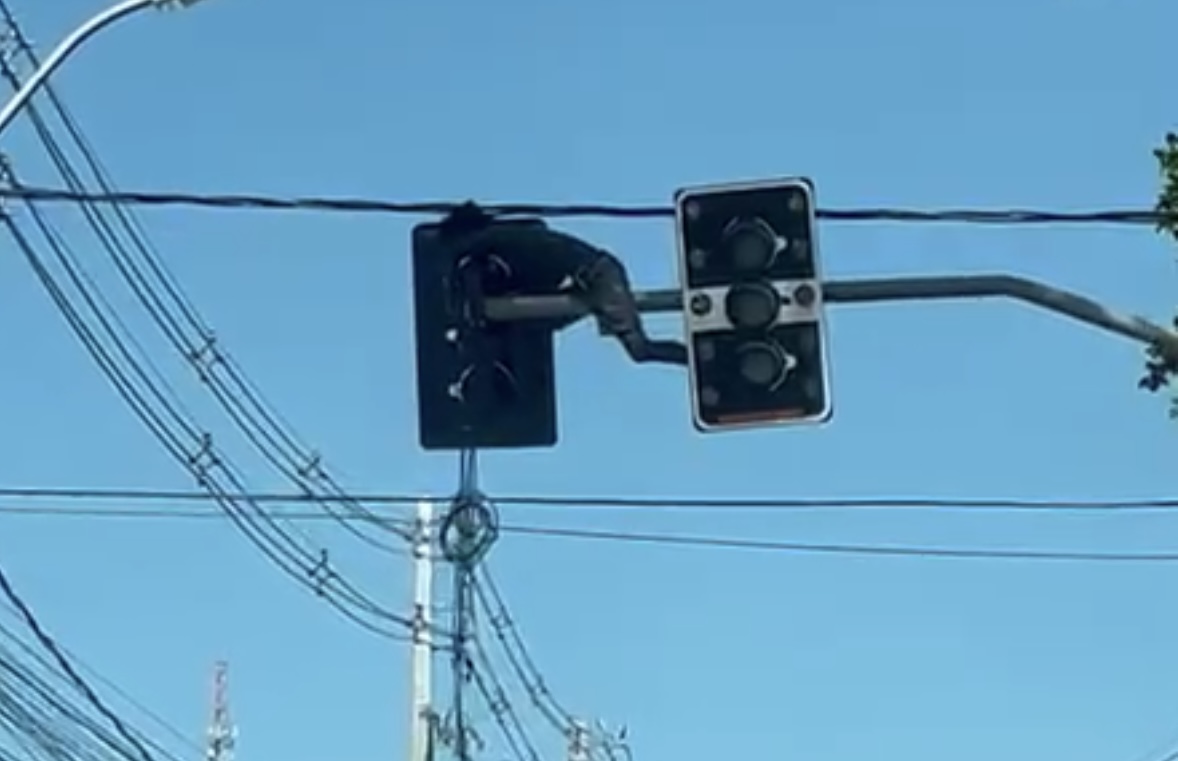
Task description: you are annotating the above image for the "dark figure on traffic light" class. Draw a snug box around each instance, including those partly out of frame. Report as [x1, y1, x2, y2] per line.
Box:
[438, 203, 687, 366]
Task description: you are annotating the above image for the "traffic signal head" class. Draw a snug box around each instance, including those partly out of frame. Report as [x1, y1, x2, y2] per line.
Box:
[674, 177, 833, 432]
[411, 215, 558, 451]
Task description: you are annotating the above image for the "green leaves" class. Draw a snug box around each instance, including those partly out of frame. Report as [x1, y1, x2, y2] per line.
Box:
[1140, 132, 1178, 410]
[1157, 132, 1178, 242]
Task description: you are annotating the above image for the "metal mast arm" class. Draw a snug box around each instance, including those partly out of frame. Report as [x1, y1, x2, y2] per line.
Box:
[482, 273, 1178, 359]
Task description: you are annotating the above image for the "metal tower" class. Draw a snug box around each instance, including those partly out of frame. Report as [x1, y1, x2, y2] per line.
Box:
[206, 661, 237, 761]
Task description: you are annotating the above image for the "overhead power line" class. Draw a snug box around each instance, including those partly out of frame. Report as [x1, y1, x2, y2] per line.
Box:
[0, 10, 410, 554]
[0, 600, 195, 761]
[502, 524, 1178, 563]
[472, 567, 577, 734]
[0, 564, 158, 761]
[0, 7, 432, 646]
[4, 498, 1178, 563]
[4, 485, 1178, 512]
[0, 185, 1164, 226]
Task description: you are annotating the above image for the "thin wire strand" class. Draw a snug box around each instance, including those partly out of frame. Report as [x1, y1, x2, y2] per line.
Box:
[0, 47, 424, 634]
[465, 639, 544, 761]
[0, 15, 412, 551]
[7, 486, 1178, 512]
[499, 524, 1178, 563]
[0, 185, 1165, 226]
[0, 214, 435, 642]
[472, 569, 574, 732]
[3, 499, 1178, 563]
[0, 601, 197, 759]
[0, 564, 157, 761]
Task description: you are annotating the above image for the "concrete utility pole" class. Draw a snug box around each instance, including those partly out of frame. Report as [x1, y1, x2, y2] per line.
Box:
[483, 273, 1178, 359]
[0, 0, 209, 139]
[409, 500, 435, 761]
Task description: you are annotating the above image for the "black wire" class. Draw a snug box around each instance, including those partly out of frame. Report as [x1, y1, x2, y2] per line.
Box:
[0, 502, 415, 523]
[0, 648, 174, 761]
[7, 486, 1178, 512]
[0, 213, 435, 642]
[471, 569, 573, 732]
[3, 499, 1178, 563]
[465, 639, 544, 761]
[0, 185, 1164, 226]
[0, 602, 200, 756]
[499, 524, 1178, 563]
[0, 49, 426, 635]
[0, 14, 410, 551]
[0, 565, 157, 761]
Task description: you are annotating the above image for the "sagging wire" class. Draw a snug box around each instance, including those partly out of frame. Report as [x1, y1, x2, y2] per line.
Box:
[0, 2, 411, 557]
[470, 569, 573, 733]
[0, 186, 437, 645]
[0, 17, 439, 642]
[465, 637, 543, 761]
[0, 565, 175, 761]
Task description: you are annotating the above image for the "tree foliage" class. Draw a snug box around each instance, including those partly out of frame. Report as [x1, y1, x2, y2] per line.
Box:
[1139, 132, 1178, 407]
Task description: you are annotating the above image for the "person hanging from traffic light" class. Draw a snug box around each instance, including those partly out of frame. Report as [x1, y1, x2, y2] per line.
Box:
[438, 202, 687, 366]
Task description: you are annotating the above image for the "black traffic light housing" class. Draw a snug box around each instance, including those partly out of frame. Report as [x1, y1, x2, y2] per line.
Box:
[411, 210, 558, 450]
[674, 177, 833, 432]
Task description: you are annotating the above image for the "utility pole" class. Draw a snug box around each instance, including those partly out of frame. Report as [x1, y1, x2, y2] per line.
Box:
[409, 500, 435, 761]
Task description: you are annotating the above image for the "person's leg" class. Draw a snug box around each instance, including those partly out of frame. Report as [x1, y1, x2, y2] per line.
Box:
[576, 253, 687, 366]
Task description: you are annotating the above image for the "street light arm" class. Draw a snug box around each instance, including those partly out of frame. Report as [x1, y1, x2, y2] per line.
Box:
[481, 273, 1178, 359]
[0, 0, 203, 139]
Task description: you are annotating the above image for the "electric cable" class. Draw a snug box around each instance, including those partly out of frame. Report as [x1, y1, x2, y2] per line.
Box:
[0, 22, 438, 640]
[0, 601, 201, 757]
[5, 485, 1178, 512]
[5, 496, 1178, 563]
[465, 636, 544, 761]
[471, 568, 574, 733]
[497, 524, 1178, 563]
[0, 563, 159, 761]
[0, 185, 1164, 226]
[0, 640, 181, 761]
[0, 209, 440, 644]
[0, 5, 411, 553]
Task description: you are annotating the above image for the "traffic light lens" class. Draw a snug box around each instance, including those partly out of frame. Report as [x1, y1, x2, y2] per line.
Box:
[737, 342, 786, 387]
[722, 219, 777, 272]
[724, 282, 780, 330]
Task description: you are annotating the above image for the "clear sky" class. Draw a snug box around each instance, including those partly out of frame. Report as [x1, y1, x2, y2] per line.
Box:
[1, 1, 1177, 761]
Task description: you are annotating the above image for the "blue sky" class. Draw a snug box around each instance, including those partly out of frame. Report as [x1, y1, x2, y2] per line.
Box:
[1, 0, 1177, 760]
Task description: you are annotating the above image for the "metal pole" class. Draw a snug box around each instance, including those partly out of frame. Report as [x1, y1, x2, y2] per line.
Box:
[0, 0, 205, 139]
[409, 501, 434, 761]
[482, 273, 1178, 359]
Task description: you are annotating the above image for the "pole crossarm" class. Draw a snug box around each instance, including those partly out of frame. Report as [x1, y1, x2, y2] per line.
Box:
[482, 273, 1178, 359]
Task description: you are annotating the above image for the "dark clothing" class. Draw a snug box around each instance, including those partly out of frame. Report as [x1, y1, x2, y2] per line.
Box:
[572, 252, 687, 366]
[446, 219, 687, 367]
